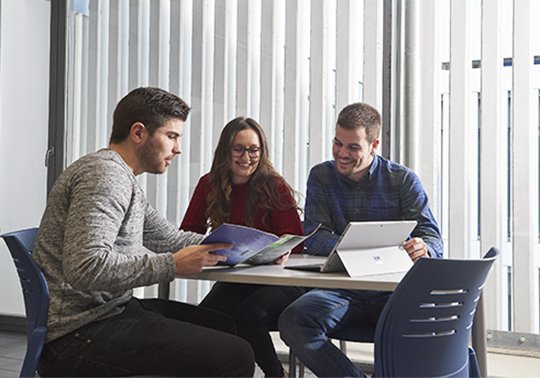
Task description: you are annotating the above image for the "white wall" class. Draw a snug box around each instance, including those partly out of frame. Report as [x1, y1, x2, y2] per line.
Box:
[0, 0, 50, 316]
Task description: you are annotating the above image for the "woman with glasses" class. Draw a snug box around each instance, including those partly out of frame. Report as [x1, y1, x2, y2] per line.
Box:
[180, 116, 304, 378]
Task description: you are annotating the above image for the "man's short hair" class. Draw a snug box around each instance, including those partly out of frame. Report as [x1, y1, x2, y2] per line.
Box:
[336, 103, 381, 143]
[109, 87, 191, 144]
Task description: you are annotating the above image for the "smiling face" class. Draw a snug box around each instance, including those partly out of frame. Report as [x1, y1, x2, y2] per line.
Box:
[135, 118, 184, 174]
[332, 125, 379, 182]
[229, 128, 261, 184]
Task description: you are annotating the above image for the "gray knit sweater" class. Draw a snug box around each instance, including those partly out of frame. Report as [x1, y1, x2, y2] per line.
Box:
[34, 149, 203, 341]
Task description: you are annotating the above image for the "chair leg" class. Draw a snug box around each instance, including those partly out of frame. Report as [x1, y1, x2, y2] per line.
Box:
[298, 360, 305, 378]
[288, 349, 297, 378]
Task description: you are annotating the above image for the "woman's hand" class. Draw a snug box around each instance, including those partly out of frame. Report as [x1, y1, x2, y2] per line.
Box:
[273, 251, 291, 265]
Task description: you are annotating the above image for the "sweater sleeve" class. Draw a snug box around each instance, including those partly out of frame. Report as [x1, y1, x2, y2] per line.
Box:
[180, 175, 211, 234]
[61, 160, 178, 291]
[143, 200, 204, 252]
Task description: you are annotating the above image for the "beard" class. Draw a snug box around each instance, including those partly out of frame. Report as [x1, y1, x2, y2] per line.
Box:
[334, 156, 358, 175]
[333, 153, 372, 181]
[136, 138, 167, 174]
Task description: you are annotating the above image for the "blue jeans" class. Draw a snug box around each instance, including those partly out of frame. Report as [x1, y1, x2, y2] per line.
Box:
[278, 289, 391, 378]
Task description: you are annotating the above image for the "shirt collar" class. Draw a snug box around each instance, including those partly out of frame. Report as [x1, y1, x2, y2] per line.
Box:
[367, 154, 380, 178]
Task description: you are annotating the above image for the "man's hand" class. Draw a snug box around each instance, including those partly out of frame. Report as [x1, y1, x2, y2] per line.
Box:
[172, 243, 231, 276]
[401, 237, 430, 263]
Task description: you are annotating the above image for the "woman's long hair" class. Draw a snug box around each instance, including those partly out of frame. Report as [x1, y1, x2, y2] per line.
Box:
[206, 117, 299, 229]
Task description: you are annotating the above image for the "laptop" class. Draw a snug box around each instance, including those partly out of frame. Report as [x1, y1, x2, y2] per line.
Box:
[286, 220, 417, 277]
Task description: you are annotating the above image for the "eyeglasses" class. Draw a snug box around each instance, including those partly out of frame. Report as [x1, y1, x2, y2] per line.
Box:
[231, 146, 261, 158]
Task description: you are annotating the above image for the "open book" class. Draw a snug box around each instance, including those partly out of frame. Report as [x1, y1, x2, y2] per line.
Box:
[201, 223, 320, 266]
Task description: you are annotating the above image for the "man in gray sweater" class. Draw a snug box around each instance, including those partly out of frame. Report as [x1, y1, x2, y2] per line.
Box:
[34, 87, 255, 377]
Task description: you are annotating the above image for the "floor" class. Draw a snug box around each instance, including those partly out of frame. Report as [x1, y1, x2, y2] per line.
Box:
[267, 335, 540, 378]
[0, 332, 25, 377]
[1, 330, 539, 377]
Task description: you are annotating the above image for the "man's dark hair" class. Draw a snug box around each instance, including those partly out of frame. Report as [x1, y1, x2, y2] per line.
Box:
[109, 87, 191, 144]
[336, 102, 381, 143]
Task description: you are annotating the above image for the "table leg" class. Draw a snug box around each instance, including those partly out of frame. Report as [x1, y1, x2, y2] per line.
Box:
[472, 295, 487, 377]
[158, 282, 170, 300]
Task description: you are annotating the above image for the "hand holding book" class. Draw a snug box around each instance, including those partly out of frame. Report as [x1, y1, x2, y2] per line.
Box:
[201, 223, 321, 266]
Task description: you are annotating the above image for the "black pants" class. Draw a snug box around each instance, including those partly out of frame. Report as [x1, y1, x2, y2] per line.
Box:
[199, 283, 307, 377]
[38, 298, 255, 377]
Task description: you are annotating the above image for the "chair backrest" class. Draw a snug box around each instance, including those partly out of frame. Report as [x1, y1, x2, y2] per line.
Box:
[2, 228, 48, 378]
[373, 247, 499, 378]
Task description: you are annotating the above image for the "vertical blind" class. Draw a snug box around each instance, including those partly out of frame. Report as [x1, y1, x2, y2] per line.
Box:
[64, 0, 368, 303]
[63, 0, 540, 336]
[394, 0, 540, 336]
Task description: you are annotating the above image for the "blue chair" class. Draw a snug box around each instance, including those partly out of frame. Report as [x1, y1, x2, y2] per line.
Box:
[365, 247, 499, 377]
[326, 248, 499, 377]
[1, 228, 47, 378]
[2, 228, 178, 378]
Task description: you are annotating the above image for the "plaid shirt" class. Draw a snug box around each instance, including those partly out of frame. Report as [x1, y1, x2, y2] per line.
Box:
[304, 155, 443, 258]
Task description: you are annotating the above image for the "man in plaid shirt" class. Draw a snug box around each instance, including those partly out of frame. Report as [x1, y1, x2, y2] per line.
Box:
[279, 102, 443, 377]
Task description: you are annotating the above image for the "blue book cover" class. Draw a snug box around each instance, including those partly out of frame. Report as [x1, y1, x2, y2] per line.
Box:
[201, 223, 320, 266]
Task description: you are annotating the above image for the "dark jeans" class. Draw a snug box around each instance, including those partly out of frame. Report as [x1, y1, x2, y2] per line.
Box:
[38, 298, 255, 377]
[199, 283, 307, 378]
[279, 289, 391, 378]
